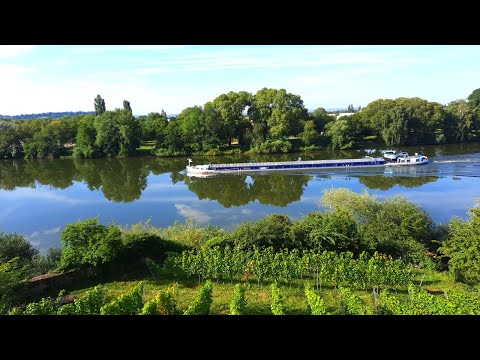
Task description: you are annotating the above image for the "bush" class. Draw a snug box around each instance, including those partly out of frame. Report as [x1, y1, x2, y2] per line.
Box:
[229, 283, 248, 315]
[154, 148, 187, 157]
[271, 282, 286, 315]
[233, 214, 294, 251]
[1, 258, 28, 314]
[321, 188, 433, 261]
[251, 139, 292, 154]
[140, 299, 158, 315]
[439, 204, 480, 285]
[100, 282, 145, 315]
[304, 282, 326, 315]
[291, 210, 363, 253]
[158, 219, 225, 249]
[0, 232, 38, 264]
[74, 285, 105, 315]
[202, 235, 234, 249]
[120, 232, 189, 263]
[59, 218, 123, 271]
[203, 147, 221, 156]
[222, 148, 242, 155]
[140, 286, 177, 315]
[184, 280, 213, 315]
[24, 297, 57, 315]
[57, 303, 77, 315]
[339, 287, 367, 315]
[157, 288, 177, 315]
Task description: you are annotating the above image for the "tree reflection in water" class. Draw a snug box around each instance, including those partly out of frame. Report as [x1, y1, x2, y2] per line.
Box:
[0, 155, 441, 205]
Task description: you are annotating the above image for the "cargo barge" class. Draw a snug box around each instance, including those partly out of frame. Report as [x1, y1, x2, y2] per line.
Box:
[186, 156, 389, 175]
[186, 151, 429, 175]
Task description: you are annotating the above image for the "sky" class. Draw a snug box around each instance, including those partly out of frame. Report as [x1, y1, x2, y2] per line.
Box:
[1, 45, 480, 116]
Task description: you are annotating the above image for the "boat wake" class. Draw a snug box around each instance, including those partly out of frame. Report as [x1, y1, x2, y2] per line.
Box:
[433, 159, 480, 164]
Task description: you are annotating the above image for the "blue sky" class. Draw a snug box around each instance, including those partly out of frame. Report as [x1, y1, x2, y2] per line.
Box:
[1, 45, 480, 115]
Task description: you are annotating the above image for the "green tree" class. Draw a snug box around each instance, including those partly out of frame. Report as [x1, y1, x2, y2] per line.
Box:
[140, 112, 168, 142]
[444, 100, 476, 143]
[291, 210, 363, 253]
[0, 121, 23, 159]
[176, 106, 206, 152]
[211, 91, 252, 146]
[74, 117, 99, 158]
[381, 106, 409, 147]
[439, 201, 480, 285]
[467, 88, 480, 107]
[23, 123, 66, 159]
[360, 97, 445, 145]
[202, 102, 226, 149]
[159, 120, 186, 155]
[233, 214, 294, 251]
[325, 113, 364, 149]
[94, 107, 141, 157]
[94, 111, 121, 156]
[301, 120, 317, 146]
[321, 188, 433, 260]
[0, 232, 38, 264]
[359, 98, 397, 136]
[59, 218, 123, 270]
[311, 107, 334, 135]
[123, 100, 132, 114]
[117, 107, 141, 157]
[94, 94, 106, 116]
[0, 258, 27, 314]
[249, 88, 308, 141]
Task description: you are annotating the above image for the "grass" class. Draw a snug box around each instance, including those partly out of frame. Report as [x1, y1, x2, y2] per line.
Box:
[138, 141, 156, 151]
[66, 268, 467, 315]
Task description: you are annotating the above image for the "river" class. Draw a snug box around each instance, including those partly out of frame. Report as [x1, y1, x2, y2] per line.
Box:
[1, 143, 479, 252]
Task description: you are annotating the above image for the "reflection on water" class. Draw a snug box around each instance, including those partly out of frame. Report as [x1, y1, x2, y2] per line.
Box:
[0, 157, 444, 204]
[0, 157, 185, 202]
[1, 142, 480, 251]
[184, 174, 311, 207]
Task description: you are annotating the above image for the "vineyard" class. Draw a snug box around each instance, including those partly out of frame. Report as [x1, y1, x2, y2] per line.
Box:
[9, 246, 480, 315]
[3, 189, 480, 315]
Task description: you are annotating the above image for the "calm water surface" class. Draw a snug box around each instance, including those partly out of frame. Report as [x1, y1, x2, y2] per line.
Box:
[1, 143, 479, 252]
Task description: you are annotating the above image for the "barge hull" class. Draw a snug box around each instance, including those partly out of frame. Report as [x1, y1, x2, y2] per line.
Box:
[187, 157, 388, 175]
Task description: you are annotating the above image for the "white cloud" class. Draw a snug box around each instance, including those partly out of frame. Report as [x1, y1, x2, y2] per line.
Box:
[136, 196, 197, 203]
[1, 45, 479, 115]
[26, 226, 62, 243]
[71, 45, 189, 55]
[143, 183, 178, 191]
[290, 75, 333, 86]
[0, 64, 32, 76]
[0, 45, 35, 58]
[126, 45, 190, 51]
[174, 204, 212, 224]
[0, 188, 96, 205]
[0, 202, 24, 221]
[44, 226, 61, 235]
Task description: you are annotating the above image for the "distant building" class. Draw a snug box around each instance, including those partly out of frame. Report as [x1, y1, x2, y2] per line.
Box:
[336, 112, 355, 120]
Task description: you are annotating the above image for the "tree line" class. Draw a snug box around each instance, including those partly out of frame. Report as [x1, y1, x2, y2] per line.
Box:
[0, 111, 94, 120]
[1, 88, 480, 159]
